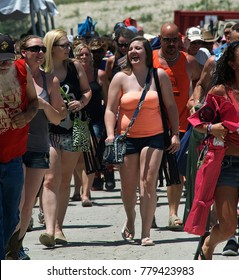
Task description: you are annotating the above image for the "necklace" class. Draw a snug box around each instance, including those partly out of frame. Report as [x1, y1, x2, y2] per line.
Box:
[159, 51, 179, 62]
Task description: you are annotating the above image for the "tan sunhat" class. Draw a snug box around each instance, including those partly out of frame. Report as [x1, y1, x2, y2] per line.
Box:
[202, 30, 219, 42]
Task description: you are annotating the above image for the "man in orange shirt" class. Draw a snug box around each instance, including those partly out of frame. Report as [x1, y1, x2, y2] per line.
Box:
[153, 22, 202, 230]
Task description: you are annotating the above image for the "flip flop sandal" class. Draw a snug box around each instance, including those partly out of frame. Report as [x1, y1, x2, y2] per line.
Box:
[141, 237, 155, 246]
[167, 215, 184, 231]
[121, 221, 135, 242]
[81, 199, 93, 207]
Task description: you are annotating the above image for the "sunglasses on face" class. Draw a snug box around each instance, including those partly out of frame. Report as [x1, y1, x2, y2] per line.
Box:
[191, 40, 202, 45]
[161, 37, 178, 44]
[117, 42, 129, 48]
[24, 45, 47, 53]
[54, 43, 72, 49]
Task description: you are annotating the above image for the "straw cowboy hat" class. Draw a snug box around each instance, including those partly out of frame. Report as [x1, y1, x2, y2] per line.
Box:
[202, 30, 219, 42]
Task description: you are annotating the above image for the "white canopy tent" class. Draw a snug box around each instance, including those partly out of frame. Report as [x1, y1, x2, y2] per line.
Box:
[0, 0, 58, 36]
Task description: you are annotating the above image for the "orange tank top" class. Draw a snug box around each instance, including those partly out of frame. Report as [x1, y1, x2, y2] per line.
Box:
[153, 50, 190, 132]
[117, 90, 164, 137]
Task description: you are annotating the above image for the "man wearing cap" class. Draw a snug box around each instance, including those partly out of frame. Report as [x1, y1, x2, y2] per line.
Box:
[153, 22, 202, 230]
[185, 27, 211, 67]
[201, 30, 219, 54]
[0, 34, 38, 259]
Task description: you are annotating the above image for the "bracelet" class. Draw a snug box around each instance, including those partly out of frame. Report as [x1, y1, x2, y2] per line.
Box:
[207, 123, 212, 135]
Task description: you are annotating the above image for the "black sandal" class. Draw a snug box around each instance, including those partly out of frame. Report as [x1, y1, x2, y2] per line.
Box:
[194, 231, 210, 260]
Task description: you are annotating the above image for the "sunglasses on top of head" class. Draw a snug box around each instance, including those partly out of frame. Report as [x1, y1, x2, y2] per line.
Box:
[24, 45, 47, 53]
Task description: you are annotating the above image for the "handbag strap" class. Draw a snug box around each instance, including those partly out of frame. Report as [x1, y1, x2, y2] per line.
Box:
[123, 68, 152, 137]
[153, 68, 171, 147]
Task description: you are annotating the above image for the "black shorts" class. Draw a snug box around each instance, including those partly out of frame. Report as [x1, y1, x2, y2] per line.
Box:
[125, 133, 164, 155]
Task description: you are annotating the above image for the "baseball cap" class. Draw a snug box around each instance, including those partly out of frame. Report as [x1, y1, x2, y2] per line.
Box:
[127, 26, 138, 34]
[186, 27, 203, 42]
[0, 34, 16, 61]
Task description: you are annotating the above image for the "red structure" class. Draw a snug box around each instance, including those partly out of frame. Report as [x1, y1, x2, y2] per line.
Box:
[174, 10, 239, 34]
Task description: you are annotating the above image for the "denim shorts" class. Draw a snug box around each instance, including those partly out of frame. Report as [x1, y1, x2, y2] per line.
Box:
[49, 132, 75, 152]
[22, 151, 50, 169]
[125, 133, 164, 155]
[217, 155, 239, 188]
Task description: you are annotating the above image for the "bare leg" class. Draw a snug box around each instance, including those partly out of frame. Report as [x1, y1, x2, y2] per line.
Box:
[167, 174, 184, 225]
[19, 168, 47, 240]
[119, 153, 139, 236]
[72, 169, 81, 199]
[74, 155, 93, 204]
[41, 147, 61, 237]
[139, 147, 163, 241]
[55, 151, 81, 234]
[201, 186, 238, 259]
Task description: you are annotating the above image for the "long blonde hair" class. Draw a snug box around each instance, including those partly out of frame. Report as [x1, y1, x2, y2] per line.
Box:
[43, 28, 69, 73]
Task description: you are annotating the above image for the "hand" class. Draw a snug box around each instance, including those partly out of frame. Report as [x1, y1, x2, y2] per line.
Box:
[105, 136, 115, 143]
[166, 135, 180, 154]
[68, 100, 83, 112]
[11, 113, 28, 128]
[211, 123, 228, 141]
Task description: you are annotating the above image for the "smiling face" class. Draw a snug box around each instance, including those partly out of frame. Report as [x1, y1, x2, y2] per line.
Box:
[21, 38, 46, 67]
[76, 47, 92, 66]
[128, 40, 146, 66]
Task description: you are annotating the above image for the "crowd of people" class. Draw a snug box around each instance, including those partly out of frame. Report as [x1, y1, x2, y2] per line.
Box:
[0, 17, 239, 260]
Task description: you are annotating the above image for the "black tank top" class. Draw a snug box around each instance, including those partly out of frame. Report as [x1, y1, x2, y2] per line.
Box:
[50, 61, 82, 134]
[86, 68, 104, 123]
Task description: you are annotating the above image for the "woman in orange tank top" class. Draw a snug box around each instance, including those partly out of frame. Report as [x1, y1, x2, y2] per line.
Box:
[104, 36, 180, 246]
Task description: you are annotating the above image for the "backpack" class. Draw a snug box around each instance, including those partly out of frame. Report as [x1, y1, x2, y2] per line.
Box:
[77, 16, 97, 38]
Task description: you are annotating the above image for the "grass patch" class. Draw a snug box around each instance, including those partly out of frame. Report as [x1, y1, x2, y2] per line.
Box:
[124, 5, 142, 13]
[138, 13, 153, 23]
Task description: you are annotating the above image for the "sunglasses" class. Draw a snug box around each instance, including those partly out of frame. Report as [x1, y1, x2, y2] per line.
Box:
[191, 40, 202, 45]
[54, 43, 72, 49]
[161, 37, 178, 44]
[25, 45, 47, 53]
[117, 42, 129, 48]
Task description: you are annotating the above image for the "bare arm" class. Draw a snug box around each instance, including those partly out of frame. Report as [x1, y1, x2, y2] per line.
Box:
[38, 74, 66, 125]
[187, 55, 216, 110]
[187, 54, 202, 84]
[104, 72, 123, 142]
[12, 65, 38, 128]
[157, 69, 180, 153]
[98, 69, 109, 105]
[67, 60, 92, 113]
